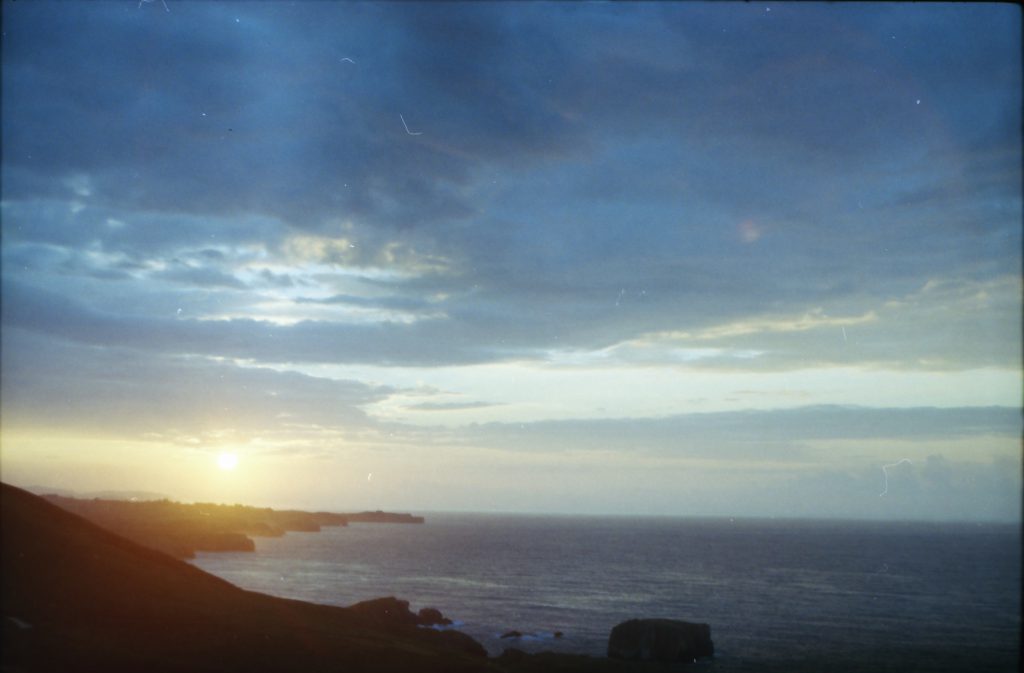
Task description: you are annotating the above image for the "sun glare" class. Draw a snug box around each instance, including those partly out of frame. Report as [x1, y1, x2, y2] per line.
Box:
[216, 452, 239, 471]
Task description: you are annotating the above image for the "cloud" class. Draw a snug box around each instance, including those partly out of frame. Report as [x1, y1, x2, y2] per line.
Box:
[462, 405, 1022, 458]
[154, 264, 247, 290]
[3, 256, 1019, 373]
[1, 278, 489, 366]
[0, 328, 394, 444]
[295, 293, 439, 314]
[0, 3, 1019, 518]
[603, 276, 1021, 371]
[0, 3, 585, 232]
[647, 308, 879, 341]
[404, 401, 498, 412]
[777, 454, 1021, 522]
[1, 3, 1018, 376]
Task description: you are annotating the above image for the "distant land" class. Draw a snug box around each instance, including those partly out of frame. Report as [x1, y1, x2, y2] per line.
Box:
[1, 482, 668, 672]
[346, 510, 425, 524]
[25, 485, 172, 501]
[41, 493, 423, 559]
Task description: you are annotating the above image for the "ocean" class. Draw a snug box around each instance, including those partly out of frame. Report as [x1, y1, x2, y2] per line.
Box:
[191, 515, 1021, 672]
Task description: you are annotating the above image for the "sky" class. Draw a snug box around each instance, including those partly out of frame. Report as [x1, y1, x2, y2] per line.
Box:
[1, 1, 1021, 521]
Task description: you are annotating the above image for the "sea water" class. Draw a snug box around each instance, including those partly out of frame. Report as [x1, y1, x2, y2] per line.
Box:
[192, 515, 1021, 672]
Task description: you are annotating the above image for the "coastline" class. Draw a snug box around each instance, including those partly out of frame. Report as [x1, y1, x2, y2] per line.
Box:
[39, 493, 425, 559]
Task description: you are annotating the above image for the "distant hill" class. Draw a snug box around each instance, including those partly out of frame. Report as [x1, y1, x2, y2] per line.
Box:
[346, 510, 425, 524]
[24, 485, 171, 501]
[40, 493, 357, 558]
[39, 494, 429, 559]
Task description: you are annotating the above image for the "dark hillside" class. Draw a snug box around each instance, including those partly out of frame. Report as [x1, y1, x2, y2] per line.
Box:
[1, 483, 488, 673]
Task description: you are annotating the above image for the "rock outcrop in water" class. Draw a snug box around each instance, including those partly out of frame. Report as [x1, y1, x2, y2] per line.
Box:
[349, 597, 454, 628]
[607, 619, 714, 664]
[417, 607, 453, 626]
[348, 597, 485, 658]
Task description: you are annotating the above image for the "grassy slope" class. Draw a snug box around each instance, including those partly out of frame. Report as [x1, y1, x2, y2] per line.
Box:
[2, 483, 492, 673]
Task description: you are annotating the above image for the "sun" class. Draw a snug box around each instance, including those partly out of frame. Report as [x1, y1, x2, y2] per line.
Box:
[216, 452, 239, 471]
